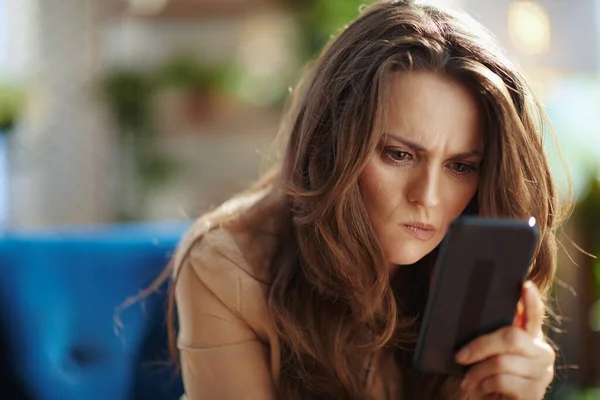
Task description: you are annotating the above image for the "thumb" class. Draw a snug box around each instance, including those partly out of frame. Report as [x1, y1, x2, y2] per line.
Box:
[513, 297, 525, 329]
[522, 280, 544, 336]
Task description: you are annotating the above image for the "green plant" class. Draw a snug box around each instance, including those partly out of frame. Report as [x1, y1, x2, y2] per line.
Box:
[101, 69, 154, 136]
[289, 0, 376, 60]
[576, 171, 600, 298]
[575, 387, 600, 400]
[157, 54, 227, 93]
[101, 69, 179, 220]
[0, 85, 25, 132]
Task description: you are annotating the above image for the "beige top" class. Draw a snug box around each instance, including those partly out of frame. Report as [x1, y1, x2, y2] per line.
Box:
[173, 188, 460, 399]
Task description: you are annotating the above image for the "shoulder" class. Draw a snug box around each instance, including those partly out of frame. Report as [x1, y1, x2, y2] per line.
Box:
[173, 186, 285, 284]
[172, 185, 287, 340]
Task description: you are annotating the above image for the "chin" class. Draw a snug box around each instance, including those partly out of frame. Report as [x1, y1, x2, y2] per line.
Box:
[387, 243, 435, 266]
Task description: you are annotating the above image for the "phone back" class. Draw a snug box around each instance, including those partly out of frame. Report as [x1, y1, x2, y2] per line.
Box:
[413, 217, 539, 375]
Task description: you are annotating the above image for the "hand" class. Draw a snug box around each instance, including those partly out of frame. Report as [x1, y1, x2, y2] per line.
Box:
[455, 281, 555, 399]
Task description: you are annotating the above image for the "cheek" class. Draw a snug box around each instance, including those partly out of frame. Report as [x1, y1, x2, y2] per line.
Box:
[442, 179, 479, 222]
[358, 159, 396, 220]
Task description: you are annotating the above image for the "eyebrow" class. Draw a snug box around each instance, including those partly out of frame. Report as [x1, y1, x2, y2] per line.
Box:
[385, 133, 484, 158]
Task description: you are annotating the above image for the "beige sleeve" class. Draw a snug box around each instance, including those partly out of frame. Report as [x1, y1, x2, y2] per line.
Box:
[174, 237, 277, 400]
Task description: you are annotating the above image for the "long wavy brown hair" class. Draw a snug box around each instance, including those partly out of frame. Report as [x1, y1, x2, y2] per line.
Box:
[141, 0, 572, 398]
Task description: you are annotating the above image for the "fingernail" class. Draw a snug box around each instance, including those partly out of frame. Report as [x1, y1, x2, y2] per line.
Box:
[456, 348, 470, 363]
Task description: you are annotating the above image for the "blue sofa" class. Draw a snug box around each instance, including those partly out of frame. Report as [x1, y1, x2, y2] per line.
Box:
[0, 221, 191, 400]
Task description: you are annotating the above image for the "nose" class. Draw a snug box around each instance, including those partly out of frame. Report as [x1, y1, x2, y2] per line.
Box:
[407, 165, 441, 208]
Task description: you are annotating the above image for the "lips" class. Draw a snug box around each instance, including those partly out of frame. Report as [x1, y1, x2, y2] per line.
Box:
[401, 222, 436, 241]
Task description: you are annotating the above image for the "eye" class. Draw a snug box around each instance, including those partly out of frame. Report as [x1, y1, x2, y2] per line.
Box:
[384, 149, 413, 163]
[450, 162, 477, 175]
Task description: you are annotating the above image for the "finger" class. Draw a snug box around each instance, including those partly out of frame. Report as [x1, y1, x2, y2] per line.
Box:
[513, 298, 525, 329]
[461, 354, 549, 392]
[456, 327, 538, 365]
[522, 281, 544, 337]
[476, 373, 550, 399]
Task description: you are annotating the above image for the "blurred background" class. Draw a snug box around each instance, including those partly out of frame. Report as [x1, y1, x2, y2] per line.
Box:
[0, 0, 598, 399]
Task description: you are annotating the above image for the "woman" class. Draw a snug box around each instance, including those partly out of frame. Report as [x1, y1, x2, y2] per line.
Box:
[165, 1, 569, 398]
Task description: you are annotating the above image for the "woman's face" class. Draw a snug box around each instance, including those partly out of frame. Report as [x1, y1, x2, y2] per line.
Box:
[359, 71, 484, 268]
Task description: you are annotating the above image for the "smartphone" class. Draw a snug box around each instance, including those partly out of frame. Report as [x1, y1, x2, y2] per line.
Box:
[413, 216, 539, 375]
